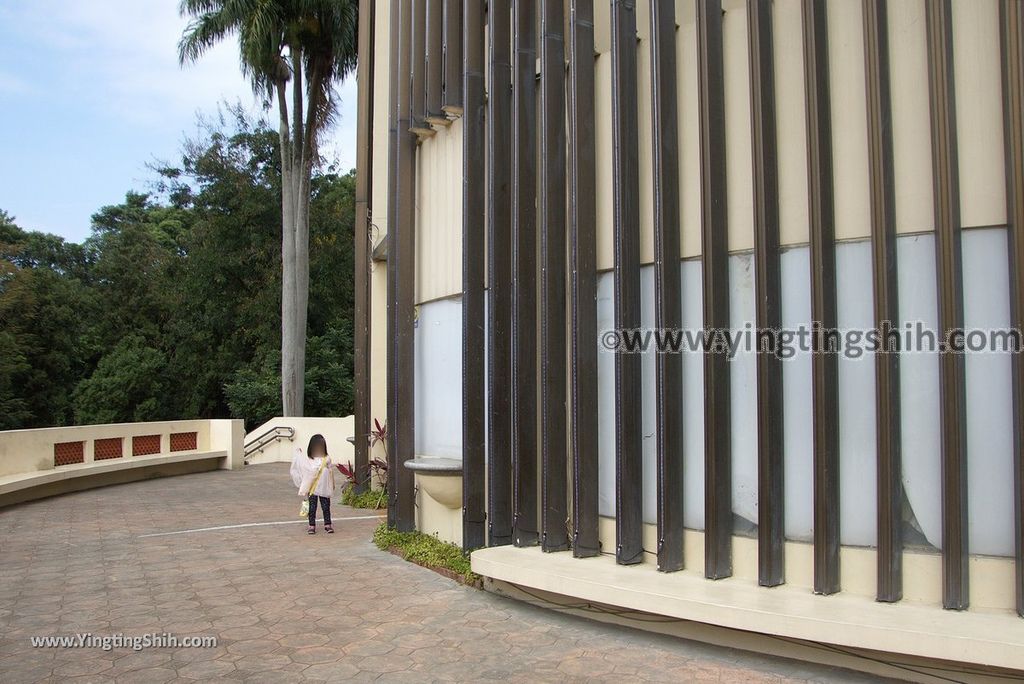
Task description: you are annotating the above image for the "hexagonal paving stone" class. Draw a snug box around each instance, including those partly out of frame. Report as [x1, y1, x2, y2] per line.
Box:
[226, 638, 283, 656]
[51, 657, 116, 677]
[217, 625, 270, 641]
[232, 653, 294, 673]
[289, 646, 339, 665]
[0, 465, 876, 684]
[342, 639, 395, 657]
[557, 654, 615, 678]
[278, 633, 329, 649]
[114, 666, 178, 684]
[300, 661, 363, 680]
[176, 657, 237, 680]
[356, 653, 414, 674]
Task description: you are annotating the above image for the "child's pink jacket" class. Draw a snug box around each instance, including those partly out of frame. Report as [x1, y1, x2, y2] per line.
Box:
[290, 448, 336, 498]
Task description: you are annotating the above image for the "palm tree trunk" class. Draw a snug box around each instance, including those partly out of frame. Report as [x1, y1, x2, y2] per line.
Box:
[293, 167, 311, 418]
[277, 58, 320, 418]
[278, 80, 302, 417]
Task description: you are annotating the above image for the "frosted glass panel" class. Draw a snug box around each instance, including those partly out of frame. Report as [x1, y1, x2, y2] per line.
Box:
[781, 247, 813, 542]
[414, 298, 463, 458]
[640, 267, 657, 525]
[496, 229, 1014, 556]
[730, 254, 759, 528]
[836, 240, 878, 547]
[963, 229, 1014, 557]
[597, 274, 616, 518]
[898, 233, 941, 549]
[681, 261, 706, 530]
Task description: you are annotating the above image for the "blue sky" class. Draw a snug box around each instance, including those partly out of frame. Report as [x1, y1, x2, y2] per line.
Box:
[0, 0, 357, 244]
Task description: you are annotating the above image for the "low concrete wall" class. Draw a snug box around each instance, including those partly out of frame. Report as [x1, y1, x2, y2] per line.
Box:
[0, 455, 223, 508]
[0, 419, 243, 478]
[245, 416, 355, 467]
[0, 419, 244, 508]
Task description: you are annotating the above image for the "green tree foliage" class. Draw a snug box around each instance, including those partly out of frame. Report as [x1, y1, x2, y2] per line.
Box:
[0, 212, 96, 427]
[0, 110, 355, 430]
[72, 335, 171, 424]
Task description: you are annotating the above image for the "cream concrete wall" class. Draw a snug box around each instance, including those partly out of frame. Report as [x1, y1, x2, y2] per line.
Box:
[595, 517, 1017, 614]
[476, 548, 1024, 677]
[370, 0, 392, 250]
[0, 456, 223, 508]
[397, 0, 1013, 298]
[723, 0, 755, 253]
[0, 419, 243, 507]
[484, 580, 1000, 684]
[678, 1, 703, 258]
[0, 419, 244, 478]
[828, 0, 871, 242]
[244, 416, 354, 467]
[774, 0, 810, 246]
[415, 484, 462, 548]
[952, 0, 1005, 229]
[210, 419, 245, 470]
[415, 118, 464, 304]
[370, 260, 389, 468]
[890, 0, 934, 235]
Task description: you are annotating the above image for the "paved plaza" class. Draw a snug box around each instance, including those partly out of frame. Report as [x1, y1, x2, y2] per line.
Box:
[0, 464, 883, 682]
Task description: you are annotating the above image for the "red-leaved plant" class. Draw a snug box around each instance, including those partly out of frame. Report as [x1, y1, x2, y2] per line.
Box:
[369, 418, 388, 459]
[363, 419, 389, 508]
[337, 461, 358, 491]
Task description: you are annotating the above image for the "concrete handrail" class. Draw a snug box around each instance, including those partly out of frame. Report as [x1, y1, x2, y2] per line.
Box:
[244, 425, 296, 461]
[244, 416, 354, 465]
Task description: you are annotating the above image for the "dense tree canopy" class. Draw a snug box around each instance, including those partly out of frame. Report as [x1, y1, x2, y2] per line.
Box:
[0, 109, 354, 431]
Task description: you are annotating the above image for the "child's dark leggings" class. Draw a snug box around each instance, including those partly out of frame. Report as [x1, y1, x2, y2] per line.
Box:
[307, 495, 332, 526]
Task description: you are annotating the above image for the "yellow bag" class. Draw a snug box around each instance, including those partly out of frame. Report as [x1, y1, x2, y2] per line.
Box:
[299, 458, 328, 518]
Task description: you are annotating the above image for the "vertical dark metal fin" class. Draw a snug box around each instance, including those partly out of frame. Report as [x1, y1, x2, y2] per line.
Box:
[354, 0, 376, 497]
[540, 0, 570, 553]
[410, 0, 431, 136]
[698, 0, 732, 581]
[569, 0, 600, 559]
[426, 0, 446, 123]
[443, 0, 464, 115]
[863, 0, 903, 603]
[610, 0, 643, 566]
[386, 0, 401, 530]
[748, 0, 784, 587]
[394, 0, 417, 533]
[650, 0, 684, 573]
[488, 0, 515, 547]
[512, 0, 540, 549]
[461, 0, 488, 551]
[925, 0, 969, 611]
[801, 0, 839, 595]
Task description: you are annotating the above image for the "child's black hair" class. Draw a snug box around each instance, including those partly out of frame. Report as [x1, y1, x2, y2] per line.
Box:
[307, 433, 328, 459]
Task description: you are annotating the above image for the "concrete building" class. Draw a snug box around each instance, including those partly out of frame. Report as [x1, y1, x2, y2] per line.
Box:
[353, 0, 1024, 678]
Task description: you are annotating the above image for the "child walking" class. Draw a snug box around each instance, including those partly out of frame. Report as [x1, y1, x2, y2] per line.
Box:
[290, 434, 336, 534]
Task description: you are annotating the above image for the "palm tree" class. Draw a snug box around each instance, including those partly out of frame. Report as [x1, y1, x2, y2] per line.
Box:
[178, 0, 358, 417]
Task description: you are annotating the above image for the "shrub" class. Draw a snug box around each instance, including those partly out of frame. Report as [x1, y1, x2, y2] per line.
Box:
[372, 523, 480, 586]
[341, 487, 387, 509]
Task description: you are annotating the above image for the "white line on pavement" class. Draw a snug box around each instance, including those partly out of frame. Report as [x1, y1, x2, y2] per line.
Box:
[138, 515, 386, 538]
